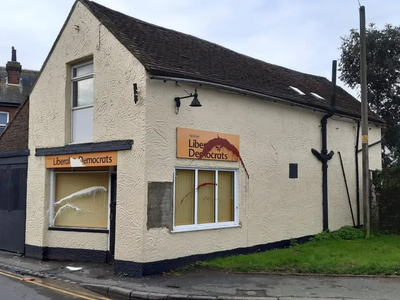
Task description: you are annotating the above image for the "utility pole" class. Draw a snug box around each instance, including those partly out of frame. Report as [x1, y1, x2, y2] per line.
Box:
[360, 5, 370, 237]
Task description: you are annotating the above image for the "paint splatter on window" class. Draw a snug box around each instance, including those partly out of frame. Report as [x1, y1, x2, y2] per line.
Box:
[53, 172, 109, 228]
[174, 169, 235, 227]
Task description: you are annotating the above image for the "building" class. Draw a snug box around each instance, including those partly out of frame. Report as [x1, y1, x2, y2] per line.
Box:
[0, 47, 38, 134]
[0, 48, 37, 254]
[14, 0, 384, 277]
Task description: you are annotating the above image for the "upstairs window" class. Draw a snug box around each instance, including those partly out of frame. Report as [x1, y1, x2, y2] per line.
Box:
[0, 111, 9, 134]
[71, 62, 93, 143]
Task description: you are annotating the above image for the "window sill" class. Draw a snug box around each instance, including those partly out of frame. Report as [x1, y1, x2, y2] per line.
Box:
[72, 105, 94, 111]
[48, 227, 109, 233]
[68, 140, 94, 145]
[171, 222, 240, 233]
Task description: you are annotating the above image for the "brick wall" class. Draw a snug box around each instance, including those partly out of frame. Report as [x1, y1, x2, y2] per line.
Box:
[0, 106, 18, 120]
[7, 70, 20, 85]
[0, 99, 29, 152]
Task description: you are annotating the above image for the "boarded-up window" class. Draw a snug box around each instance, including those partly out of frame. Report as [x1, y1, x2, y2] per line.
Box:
[53, 172, 109, 228]
[174, 169, 236, 228]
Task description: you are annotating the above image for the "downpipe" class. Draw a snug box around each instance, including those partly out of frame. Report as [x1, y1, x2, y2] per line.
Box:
[311, 109, 335, 231]
[311, 60, 337, 232]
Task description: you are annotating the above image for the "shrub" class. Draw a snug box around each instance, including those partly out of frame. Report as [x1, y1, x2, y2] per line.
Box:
[311, 226, 364, 242]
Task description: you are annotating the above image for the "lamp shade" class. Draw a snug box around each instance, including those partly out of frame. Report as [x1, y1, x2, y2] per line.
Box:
[190, 96, 202, 107]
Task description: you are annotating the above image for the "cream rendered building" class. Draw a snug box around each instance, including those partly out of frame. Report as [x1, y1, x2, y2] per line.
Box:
[24, 0, 383, 277]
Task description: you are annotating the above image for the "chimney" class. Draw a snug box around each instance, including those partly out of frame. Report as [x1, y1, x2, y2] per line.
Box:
[6, 46, 22, 85]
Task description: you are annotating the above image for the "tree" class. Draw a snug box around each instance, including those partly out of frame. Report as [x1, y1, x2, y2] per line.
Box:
[339, 24, 400, 167]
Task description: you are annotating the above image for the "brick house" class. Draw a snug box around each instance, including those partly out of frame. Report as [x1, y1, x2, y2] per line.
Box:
[0, 99, 29, 152]
[0, 48, 37, 254]
[0, 47, 38, 134]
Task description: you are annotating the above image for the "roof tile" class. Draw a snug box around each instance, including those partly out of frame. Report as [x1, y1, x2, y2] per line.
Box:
[81, 0, 383, 123]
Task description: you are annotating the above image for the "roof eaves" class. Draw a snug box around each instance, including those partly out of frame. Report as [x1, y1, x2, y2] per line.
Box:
[149, 73, 385, 125]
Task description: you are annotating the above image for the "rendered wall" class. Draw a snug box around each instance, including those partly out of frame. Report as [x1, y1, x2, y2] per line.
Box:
[26, 2, 147, 263]
[142, 79, 382, 263]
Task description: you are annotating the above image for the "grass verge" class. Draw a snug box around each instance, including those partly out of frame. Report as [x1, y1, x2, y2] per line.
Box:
[201, 227, 400, 275]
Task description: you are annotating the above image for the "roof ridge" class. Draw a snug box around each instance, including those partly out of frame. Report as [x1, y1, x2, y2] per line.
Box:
[0, 66, 39, 73]
[82, 0, 327, 81]
[79, 0, 382, 123]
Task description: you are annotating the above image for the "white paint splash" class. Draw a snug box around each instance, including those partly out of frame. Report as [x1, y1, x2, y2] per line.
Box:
[53, 186, 107, 224]
[66, 266, 82, 271]
[70, 156, 84, 167]
[53, 203, 103, 224]
[54, 186, 107, 206]
[53, 203, 89, 223]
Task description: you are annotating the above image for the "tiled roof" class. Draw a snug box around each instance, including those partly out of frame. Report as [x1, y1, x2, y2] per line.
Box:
[0, 67, 38, 105]
[81, 0, 383, 123]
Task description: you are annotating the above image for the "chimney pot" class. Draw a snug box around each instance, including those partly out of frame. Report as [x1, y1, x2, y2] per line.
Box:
[11, 46, 16, 62]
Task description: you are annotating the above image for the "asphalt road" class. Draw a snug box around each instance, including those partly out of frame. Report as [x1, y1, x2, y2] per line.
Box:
[0, 269, 111, 300]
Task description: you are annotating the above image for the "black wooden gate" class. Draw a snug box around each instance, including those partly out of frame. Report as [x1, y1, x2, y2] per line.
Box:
[0, 155, 27, 254]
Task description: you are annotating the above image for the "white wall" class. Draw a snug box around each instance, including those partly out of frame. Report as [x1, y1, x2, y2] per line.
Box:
[142, 79, 382, 262]
[27, 2, 147, 263]
[26, 1, 382, 265]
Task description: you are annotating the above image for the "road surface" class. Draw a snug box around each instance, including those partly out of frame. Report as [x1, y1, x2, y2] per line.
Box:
[0, 268, 111, 300]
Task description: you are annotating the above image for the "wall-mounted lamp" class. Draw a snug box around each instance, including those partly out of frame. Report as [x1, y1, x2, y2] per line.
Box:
[174, 88, 202, 114]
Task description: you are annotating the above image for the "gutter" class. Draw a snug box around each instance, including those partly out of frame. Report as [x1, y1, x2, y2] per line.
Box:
[149, 75, 384, 125]
[0, 102, 20, 108]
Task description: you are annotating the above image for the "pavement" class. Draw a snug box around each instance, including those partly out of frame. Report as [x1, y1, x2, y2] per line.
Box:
[0, 250, 399, 300]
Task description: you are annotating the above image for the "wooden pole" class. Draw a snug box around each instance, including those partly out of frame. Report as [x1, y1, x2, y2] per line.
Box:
[360, 5, 370, 237]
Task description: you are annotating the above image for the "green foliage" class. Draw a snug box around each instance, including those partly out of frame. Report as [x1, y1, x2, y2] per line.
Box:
[289, 238, 299, 247]
[340, 24, 400, 166]
[201, 228, 400, 275]
[310, 226, 364, 242]
[371, 167, 400, 231]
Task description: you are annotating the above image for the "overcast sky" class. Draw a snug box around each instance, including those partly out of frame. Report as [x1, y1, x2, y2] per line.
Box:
[1, 0, 400, 98]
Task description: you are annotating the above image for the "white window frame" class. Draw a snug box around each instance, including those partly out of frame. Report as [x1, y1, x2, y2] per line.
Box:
[172, 167, 239, 233]
[71, 61, 94, 143]
[49, 170, 110, 231]
[0, 111, 9, 132]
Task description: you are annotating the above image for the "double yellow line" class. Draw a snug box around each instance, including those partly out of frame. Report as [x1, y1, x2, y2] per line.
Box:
[0, 269, 109, 300]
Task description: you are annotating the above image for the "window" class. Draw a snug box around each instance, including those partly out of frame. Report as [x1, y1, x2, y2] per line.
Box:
[50, 171, 109, 229]
[310, 92, 325, 100]
[0, 111, 9, 134]
[71, 62, 94, 143]
[174, 168, 238, 232]
[289, 86, 305, 95]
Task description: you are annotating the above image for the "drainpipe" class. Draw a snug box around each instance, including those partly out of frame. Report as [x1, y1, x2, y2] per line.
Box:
[311, 60, 337, 231]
